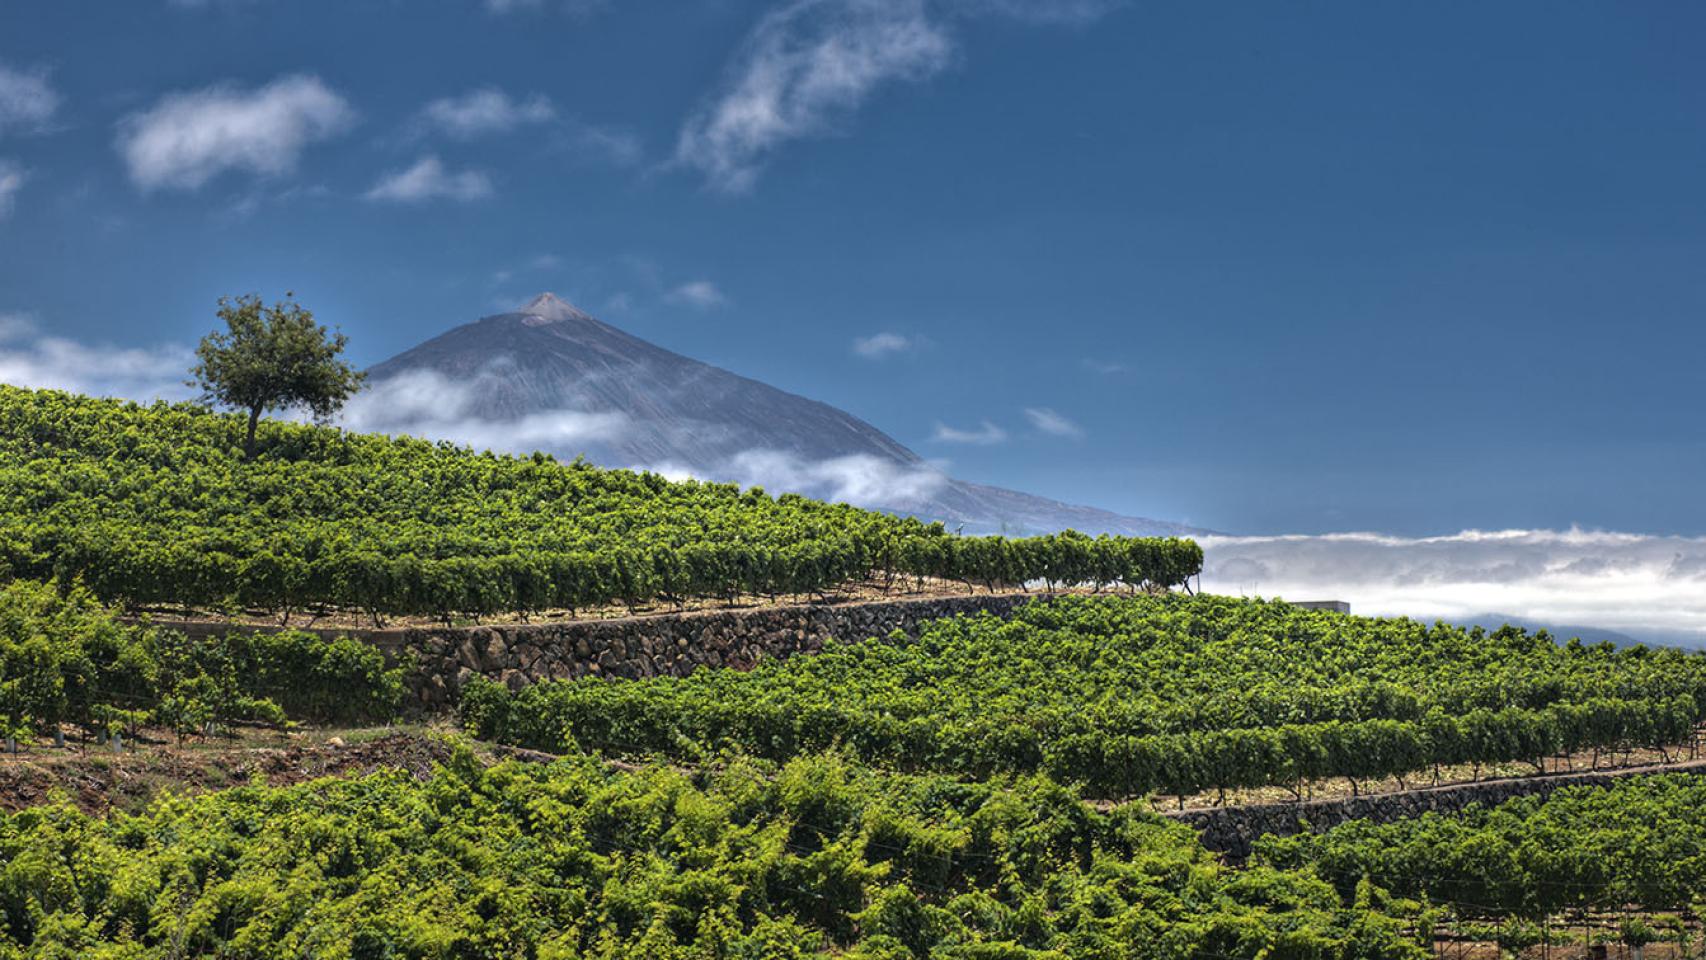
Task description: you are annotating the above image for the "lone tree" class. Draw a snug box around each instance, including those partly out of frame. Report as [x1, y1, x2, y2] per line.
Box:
[189, 292, 365, 459]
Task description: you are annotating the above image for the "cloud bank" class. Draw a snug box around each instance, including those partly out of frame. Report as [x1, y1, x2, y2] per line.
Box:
[116, 75, 354, 191]
[339, 367, 624, 450]
[1200, 529, 1706, 647]
[0, 316, 193, 401]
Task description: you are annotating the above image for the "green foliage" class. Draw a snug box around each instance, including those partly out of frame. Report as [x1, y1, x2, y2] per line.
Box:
[468, 594, 1706, 798]
[0, 385, 1202, 619]
[0, 751, 1428, 959]
[1256, 774, 1706, 921]
[0, 578, 401, 738]
[189, 293, 366, 458]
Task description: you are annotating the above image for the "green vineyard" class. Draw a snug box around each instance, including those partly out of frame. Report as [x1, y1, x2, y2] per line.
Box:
[466, 594, 1706, 799]
[0, 387, 1200, 621]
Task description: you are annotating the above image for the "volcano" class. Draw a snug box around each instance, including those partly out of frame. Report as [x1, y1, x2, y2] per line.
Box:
[362, 293, 1199, 537]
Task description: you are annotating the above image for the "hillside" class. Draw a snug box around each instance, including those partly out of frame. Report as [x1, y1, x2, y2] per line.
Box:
[365, 293, 1201, 537]
[468, 593, 1706, 800]
[0, 385, 1200, 621]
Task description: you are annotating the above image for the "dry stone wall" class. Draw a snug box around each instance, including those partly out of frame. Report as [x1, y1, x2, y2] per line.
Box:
[1169, 758, 1706, 860]
[386, 592, 1044, 707]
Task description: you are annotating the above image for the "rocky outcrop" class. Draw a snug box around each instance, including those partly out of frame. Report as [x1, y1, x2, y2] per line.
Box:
[384, 593, 1044, 707]
[1169, 758, 1706, 860]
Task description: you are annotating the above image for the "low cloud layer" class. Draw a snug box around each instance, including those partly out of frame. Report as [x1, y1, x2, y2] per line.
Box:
[339, 368, 624, 450]
[648, 449, 950, 509]
[116, 75, 354, 192]
[0, 316, 193, 401]
[1200, 529, 1706, 647]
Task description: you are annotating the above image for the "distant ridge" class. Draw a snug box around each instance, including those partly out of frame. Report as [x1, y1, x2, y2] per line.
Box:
[364, 293, 1201, 537]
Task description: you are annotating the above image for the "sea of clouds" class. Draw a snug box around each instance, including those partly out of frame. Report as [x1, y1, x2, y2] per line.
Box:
[1199, 529, 1706, 647]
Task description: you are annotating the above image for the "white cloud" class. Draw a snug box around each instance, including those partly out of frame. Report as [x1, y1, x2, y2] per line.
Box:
[675, 0, 953, 192]
[1082, 358, 1126, 375]
[116, 75, 354, 191]
[0, 317, 194, 401]
[954, 0, 1122, 23]
[486, 0, 608, 12]
[0, 63, 60, 137]
[0, 161, 23, 219]
[1024, 406, 1083, 437]
[666, 280, 727, 309]
[364, 155, 493, 203]
[704, 448, 949, 508]
[932, 419, 1006, 445]
[853, 331, 912, 358]
[418, 88, 556, 139]
[674, 0, 1120, 191]
[1199, 528, 1706, 647]
[340, 367, 625, 451]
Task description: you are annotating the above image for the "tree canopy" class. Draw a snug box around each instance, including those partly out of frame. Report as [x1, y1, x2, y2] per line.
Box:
[188, 292, 364, 458]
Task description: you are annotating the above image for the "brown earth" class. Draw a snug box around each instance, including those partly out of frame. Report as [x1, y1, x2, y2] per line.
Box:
[0, 728, 471, 815]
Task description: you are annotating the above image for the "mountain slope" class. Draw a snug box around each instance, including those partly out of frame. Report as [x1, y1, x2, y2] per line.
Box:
[363, 293, 1199, 536]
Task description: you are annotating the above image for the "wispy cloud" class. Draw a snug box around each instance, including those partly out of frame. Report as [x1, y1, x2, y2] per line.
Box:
[364, 155, 493, 203]
[0, 62, 60, 137]
[932, 419, 1006, 445]
[410, 87, 640, 165]
[1024, 406, 1083, 437]
[674, 0, 1120, 191]
[955, 0, 1122, 24]
[0, 161, 23, 219]
[417, 88, 556, 139]
[666, 280, 727, 309]
[485, 0, 609, 13]
[115, 75, 354, 192]
[1200, 528, 1706, 647]
[675, 0, 953, 192]
[0, 315, 194, 401]
[1082, 358, 1126, 375]
[853, 332, 912, 358]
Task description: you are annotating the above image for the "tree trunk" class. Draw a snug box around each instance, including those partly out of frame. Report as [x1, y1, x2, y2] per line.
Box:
[244, 406, 261, 460]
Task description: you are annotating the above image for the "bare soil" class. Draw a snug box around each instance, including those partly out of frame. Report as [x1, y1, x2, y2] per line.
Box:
[0, 726, 468, 815]
[121, 576, 1048, 633]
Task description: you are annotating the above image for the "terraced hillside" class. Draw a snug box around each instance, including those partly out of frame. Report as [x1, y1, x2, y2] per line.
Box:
[0, 386, 1200, 623]
[467, 594, 1706, 801]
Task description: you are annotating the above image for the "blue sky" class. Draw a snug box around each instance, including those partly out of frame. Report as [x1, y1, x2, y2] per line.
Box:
[2, 0, 1704, 537]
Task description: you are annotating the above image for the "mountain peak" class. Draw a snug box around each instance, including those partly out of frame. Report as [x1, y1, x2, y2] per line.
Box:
[517, 292, 592, 325]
